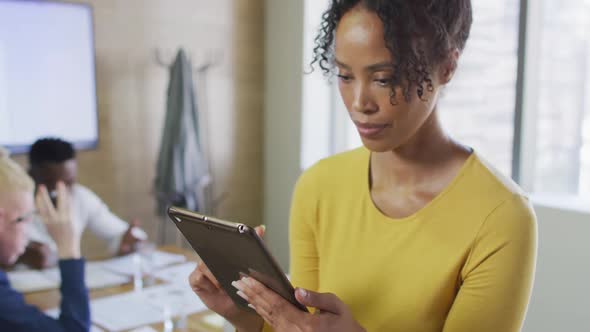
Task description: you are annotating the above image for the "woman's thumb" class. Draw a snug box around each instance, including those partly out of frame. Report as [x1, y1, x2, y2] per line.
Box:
[295, 288, 343, 314]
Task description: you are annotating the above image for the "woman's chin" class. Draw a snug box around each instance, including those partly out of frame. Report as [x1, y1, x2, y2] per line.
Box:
[361, 138, 398, 153]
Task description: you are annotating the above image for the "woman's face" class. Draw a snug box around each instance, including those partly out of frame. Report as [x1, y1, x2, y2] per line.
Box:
[0, 191, 34, 265]
[334, 7, 445, 152]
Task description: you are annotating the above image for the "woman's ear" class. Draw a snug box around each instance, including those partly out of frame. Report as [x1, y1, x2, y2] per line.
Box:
[440, 48, 460, 84]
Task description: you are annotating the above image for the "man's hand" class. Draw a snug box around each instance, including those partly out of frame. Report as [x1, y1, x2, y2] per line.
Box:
[36, 182, 80, 260]
[18, 241, 58, 269]
[118, 219, 144, 255]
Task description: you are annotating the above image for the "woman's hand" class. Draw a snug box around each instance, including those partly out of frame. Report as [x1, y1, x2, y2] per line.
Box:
[232, 276, 366, 332]
[189, 225, 266, 332]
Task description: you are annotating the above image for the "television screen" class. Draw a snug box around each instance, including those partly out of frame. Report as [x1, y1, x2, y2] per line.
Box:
[0, 0, 98, 153]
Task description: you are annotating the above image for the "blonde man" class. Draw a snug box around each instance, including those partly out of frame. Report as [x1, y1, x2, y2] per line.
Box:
[0, 147, 89, 331]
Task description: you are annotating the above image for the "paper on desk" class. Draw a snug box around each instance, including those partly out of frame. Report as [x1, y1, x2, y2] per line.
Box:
[8, 262, 130, 293]
[152, 262, 197, 284]
[45, 307, 59, 318]
[90, 326, 105, 332]
[45, 309, 104, 332]
[142, 282, 207, 312]
[90, 290, 163, 331]
[7, 269, 59, 293]
[202, 313, 226, 328]
[93, 296, 161, 331]
[99, 251, 186, 276]
[90, 283, 207, 331]
[83, 262, 131, 289]
[44, 262, 131, 290]
[47, 298, 162, 332]
[128, 327, 157, 332]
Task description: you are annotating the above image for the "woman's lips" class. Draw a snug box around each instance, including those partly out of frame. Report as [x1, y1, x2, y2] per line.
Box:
[354, 122, 389, 138]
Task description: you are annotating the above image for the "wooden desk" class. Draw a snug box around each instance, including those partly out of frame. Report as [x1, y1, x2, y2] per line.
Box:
[24, 245, 223, 332]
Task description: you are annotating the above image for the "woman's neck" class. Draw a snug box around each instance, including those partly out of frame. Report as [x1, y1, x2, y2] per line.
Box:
[371, 108, 470, 188]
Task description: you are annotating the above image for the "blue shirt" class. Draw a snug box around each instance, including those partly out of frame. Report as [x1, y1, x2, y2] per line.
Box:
[0, 259, 90, 332]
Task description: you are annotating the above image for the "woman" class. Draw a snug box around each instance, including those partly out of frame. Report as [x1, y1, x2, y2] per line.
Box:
[190, 1, 537, 331]
[0, 148, 89, 332]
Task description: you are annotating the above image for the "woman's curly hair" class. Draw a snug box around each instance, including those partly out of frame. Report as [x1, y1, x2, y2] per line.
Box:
[311, 0, 472, 103]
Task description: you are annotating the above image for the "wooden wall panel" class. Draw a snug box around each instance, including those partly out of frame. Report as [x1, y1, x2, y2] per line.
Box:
[14, 0, 265, 257]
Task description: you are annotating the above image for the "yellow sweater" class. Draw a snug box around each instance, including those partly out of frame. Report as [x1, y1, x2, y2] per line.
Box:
[287, 148, 537, 332]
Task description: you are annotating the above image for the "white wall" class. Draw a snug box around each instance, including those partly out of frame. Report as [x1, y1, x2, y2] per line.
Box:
[522, 204, 590, 332]
[263, 0, 304, 270]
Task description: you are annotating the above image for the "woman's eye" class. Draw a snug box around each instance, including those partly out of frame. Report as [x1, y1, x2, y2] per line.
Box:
[337, 74, 352, 82]
[374, 78, 391, 87]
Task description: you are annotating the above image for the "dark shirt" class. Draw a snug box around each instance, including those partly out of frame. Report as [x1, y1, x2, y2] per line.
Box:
[0, 259, 90, 332]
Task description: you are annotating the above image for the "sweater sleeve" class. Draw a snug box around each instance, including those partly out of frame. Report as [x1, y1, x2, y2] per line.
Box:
[0, 259, 90, 332]
[288, 169, 320, 294]
[443, 194, 538, 332]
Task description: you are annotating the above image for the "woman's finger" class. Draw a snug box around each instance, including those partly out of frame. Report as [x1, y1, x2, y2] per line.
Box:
[295, 288, 344, 314]
[255, 225, 266, 238]
[189, 267, 218, 293]
[233, 276, 304, 325]
[233, 279, 274, 316]
[248, 301, 275, 326]
[198, 262, 222, 289]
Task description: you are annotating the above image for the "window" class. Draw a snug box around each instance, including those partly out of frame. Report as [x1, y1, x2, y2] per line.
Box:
[301, 0, 332, 169]
[436, 0, 520, 176]
[530, 0, 590, 196]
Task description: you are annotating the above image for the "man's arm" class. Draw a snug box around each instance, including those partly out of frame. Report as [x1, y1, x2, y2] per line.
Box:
[80, 186, 146, 255]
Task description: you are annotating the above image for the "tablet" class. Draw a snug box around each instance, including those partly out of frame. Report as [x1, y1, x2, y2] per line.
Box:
[167, 206, 307, 312]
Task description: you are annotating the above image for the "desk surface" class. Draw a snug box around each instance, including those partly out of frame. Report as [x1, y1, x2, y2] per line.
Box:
[24, 245, 223, 332]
